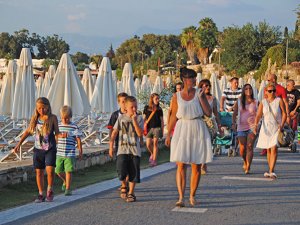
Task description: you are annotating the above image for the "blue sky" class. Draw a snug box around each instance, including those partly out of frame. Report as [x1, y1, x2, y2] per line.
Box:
[0, 0, 298, 54]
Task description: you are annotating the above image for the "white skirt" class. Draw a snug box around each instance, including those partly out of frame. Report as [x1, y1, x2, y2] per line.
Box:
[170, 118, 213, 164]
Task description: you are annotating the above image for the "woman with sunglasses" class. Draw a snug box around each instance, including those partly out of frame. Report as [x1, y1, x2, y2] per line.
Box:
[165, 67, 212, 207]
[198, 79, 222, 175]
[232, 84, 258, 174]
[254, 83, 287, 179]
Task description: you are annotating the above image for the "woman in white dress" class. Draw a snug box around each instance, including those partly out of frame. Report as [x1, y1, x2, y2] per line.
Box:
[254, 83, 287, 179]
[165, 67, 213, 207]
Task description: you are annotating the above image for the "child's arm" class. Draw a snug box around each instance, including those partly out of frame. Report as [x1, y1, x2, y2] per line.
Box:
[12, 128, 31, 153]
[76, 137, 83, 160]
[109, 129, 118, 158]
[52, 115, 60, 142]
[132, 113, 143, 137]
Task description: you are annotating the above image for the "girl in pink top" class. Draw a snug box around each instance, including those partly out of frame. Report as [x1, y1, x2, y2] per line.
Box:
[232, 84, 258, 174]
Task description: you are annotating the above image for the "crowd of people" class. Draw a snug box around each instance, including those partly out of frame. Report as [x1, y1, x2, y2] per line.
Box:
[12, 68, 300, 207]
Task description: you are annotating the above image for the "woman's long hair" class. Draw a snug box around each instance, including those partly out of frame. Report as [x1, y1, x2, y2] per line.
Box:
[241, 84, 254, 110]
[198, 79, 212, 96]
[29, 97, 53, 135]
[148, 93, 160, 111]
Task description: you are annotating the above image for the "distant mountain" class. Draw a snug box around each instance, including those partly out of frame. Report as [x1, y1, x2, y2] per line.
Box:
[61, 26, 181, 55]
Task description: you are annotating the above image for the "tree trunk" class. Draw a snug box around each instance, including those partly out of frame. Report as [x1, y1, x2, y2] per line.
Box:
[197, 48, 209, 65]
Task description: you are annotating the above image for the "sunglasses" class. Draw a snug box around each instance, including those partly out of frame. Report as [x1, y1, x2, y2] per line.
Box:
[203, 84, 211, 87]
[267, 89, 276, 93]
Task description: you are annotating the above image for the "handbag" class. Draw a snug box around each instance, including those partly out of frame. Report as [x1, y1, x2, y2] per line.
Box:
[144, 109, 157, 136]
[202, 115, 218, 137]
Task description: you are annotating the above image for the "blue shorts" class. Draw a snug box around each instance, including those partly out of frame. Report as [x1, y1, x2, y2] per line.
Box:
[33, 148, 57, 169]
[237, 129, 254, 137]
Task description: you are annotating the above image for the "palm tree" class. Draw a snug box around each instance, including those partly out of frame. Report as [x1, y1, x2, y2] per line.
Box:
[180, 26, 199, 65]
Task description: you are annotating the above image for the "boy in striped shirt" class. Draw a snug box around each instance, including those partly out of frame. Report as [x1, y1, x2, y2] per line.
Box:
[220, 77, 242, 112]
[55, 106, 82, 196]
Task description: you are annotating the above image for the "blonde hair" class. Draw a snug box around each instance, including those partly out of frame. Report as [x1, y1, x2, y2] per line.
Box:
[29, 97, 53, 135]
[60, 105, 72, 118]
[265, 82, 276, 90]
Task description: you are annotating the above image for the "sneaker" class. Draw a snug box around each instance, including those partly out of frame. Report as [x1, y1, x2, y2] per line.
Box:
[46, 190, 54, 202]
[34, 194, 45, 203]
[65, 189, 72, 196]
[150, 160, 157, 167]
[260, 149, 267, 156]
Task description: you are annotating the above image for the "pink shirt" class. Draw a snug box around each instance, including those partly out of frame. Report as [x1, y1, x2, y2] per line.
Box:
[237, 100, 258, 132]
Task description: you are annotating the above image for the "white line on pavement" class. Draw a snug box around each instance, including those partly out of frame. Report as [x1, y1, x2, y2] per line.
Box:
[172, 207, 207, 213]
[222, 176, 273, 181]
[253, 158, 300, 163]
[0, 162, 176, 225]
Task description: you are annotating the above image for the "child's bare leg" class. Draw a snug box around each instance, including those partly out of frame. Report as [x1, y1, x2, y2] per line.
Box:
[152, 137, 159, 161]
[128, 182, 136, 195]
[56, 173, 66, 184]
[65, 172, 72, 190]
[36, 169, 44, 194]
[46, 166, 55, 190]
[146, 138, 153, 156]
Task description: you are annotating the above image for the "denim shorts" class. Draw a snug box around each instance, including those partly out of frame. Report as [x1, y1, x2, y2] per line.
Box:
[237, 129, 254, 137]
[33, 148, 56, 169]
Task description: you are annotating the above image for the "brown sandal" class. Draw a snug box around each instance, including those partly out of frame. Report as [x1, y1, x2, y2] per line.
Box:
[126, 194, 136, 202]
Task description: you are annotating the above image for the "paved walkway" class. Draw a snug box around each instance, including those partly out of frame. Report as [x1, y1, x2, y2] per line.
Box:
[1, 147, 300, 225]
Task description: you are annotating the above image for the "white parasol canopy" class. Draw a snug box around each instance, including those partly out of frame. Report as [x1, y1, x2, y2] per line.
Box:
[249, 78, 258, 100]
[257, 80, 267, 102]
[134, 78, 141, 95]
[81, 68, 94, 103]
[238, 77, 244, 88]
[210, 72, 222, 103]
[152, 75, 163, 94]
[35, 76, 44, 99]
[48, 65, 56, 81]
[166, 76, 172, 87]
[12, 48, 36, 120]
[47, 53, 90, 116]
[91, 57, 117, 113]
[0, 60, 17, 115]
[219, 75, 227, 94]
[196, 73, 202, 87]
[121, 63, 136, 96]
[40, 71, 51, 97]
[141, 75, 151, 94]
[112, 70, 118, 95]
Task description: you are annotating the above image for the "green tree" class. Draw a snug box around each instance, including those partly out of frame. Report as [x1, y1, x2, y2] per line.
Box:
[197, 17, 218, 64]
[294, 4, 300, 41]
[106, 44, 115, 59]
[45, 34, 69, 60]
[180, 26, 199, 64]
[89, 54, 103, 69]
[0, 32, 12, 58]
[71, 52, 89, 65]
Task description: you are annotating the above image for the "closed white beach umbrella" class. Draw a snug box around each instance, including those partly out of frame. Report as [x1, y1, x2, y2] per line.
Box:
[117, 80, 123, 93]
[152, 75, 163, 94]
[219, 75, 227, 94]
[210, 72, 222, 103]
[12, 48, 36, 120]
[134, 78, 141, 95]
[0, 60, 17, 115]
[166, 76, 172, 87]
[249, 78, 258, 100]
[48, 65, 56, 81]
[35, 76, 44, 99]
[141, 75, 151, 94]
[40, 72, 51, 97]
[91, 75, 96, 88]
[112, 70, 118, 95]
[238, 77, 244, 88]
[196, 73, 202, 87]
[257, 80, 267, 102]
[81, 68, 94, 103]
[121, 63, 136, 96]
[47, 53, 90, 116]
[91, 57, 117, 113]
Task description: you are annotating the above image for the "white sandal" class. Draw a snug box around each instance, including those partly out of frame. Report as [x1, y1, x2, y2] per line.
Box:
[264, 172, 270, 178]
[270, 172, 277, 179]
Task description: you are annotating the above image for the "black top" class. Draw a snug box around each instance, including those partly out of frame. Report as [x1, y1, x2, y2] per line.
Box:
[107, 109, 124, 149]
[287, 89, 300, 112]
[143, 105, 163, 129]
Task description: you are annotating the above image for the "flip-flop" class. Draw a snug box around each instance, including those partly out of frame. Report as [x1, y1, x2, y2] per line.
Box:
[270, 172, 277, 179]
[264, 172, 270, 178]
[175, 200, 185, 207]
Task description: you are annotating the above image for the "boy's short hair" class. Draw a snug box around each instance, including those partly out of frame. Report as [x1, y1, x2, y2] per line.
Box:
[230, 77, 239, 82]
[125, 96, 137, 103]
[60, 105, 72, 118]
[117, 92, 129, 102]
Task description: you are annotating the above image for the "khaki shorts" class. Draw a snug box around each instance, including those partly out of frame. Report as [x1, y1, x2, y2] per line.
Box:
[146, 128, 163, 139]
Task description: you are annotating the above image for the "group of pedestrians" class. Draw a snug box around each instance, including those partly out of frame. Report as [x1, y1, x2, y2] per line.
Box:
[10, 69, 299, 207]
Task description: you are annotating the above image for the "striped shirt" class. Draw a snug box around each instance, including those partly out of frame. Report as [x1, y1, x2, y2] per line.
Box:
[222, 87, 242, 111]
[57, 122, 81, 157]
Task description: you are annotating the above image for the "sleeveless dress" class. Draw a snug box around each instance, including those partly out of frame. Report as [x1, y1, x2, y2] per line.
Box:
[170, 91, 213, 164]
[256, 98, 281, 149]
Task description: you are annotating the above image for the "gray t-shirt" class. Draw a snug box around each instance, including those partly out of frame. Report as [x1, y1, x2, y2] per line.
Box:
[113, 114, 144, 157]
